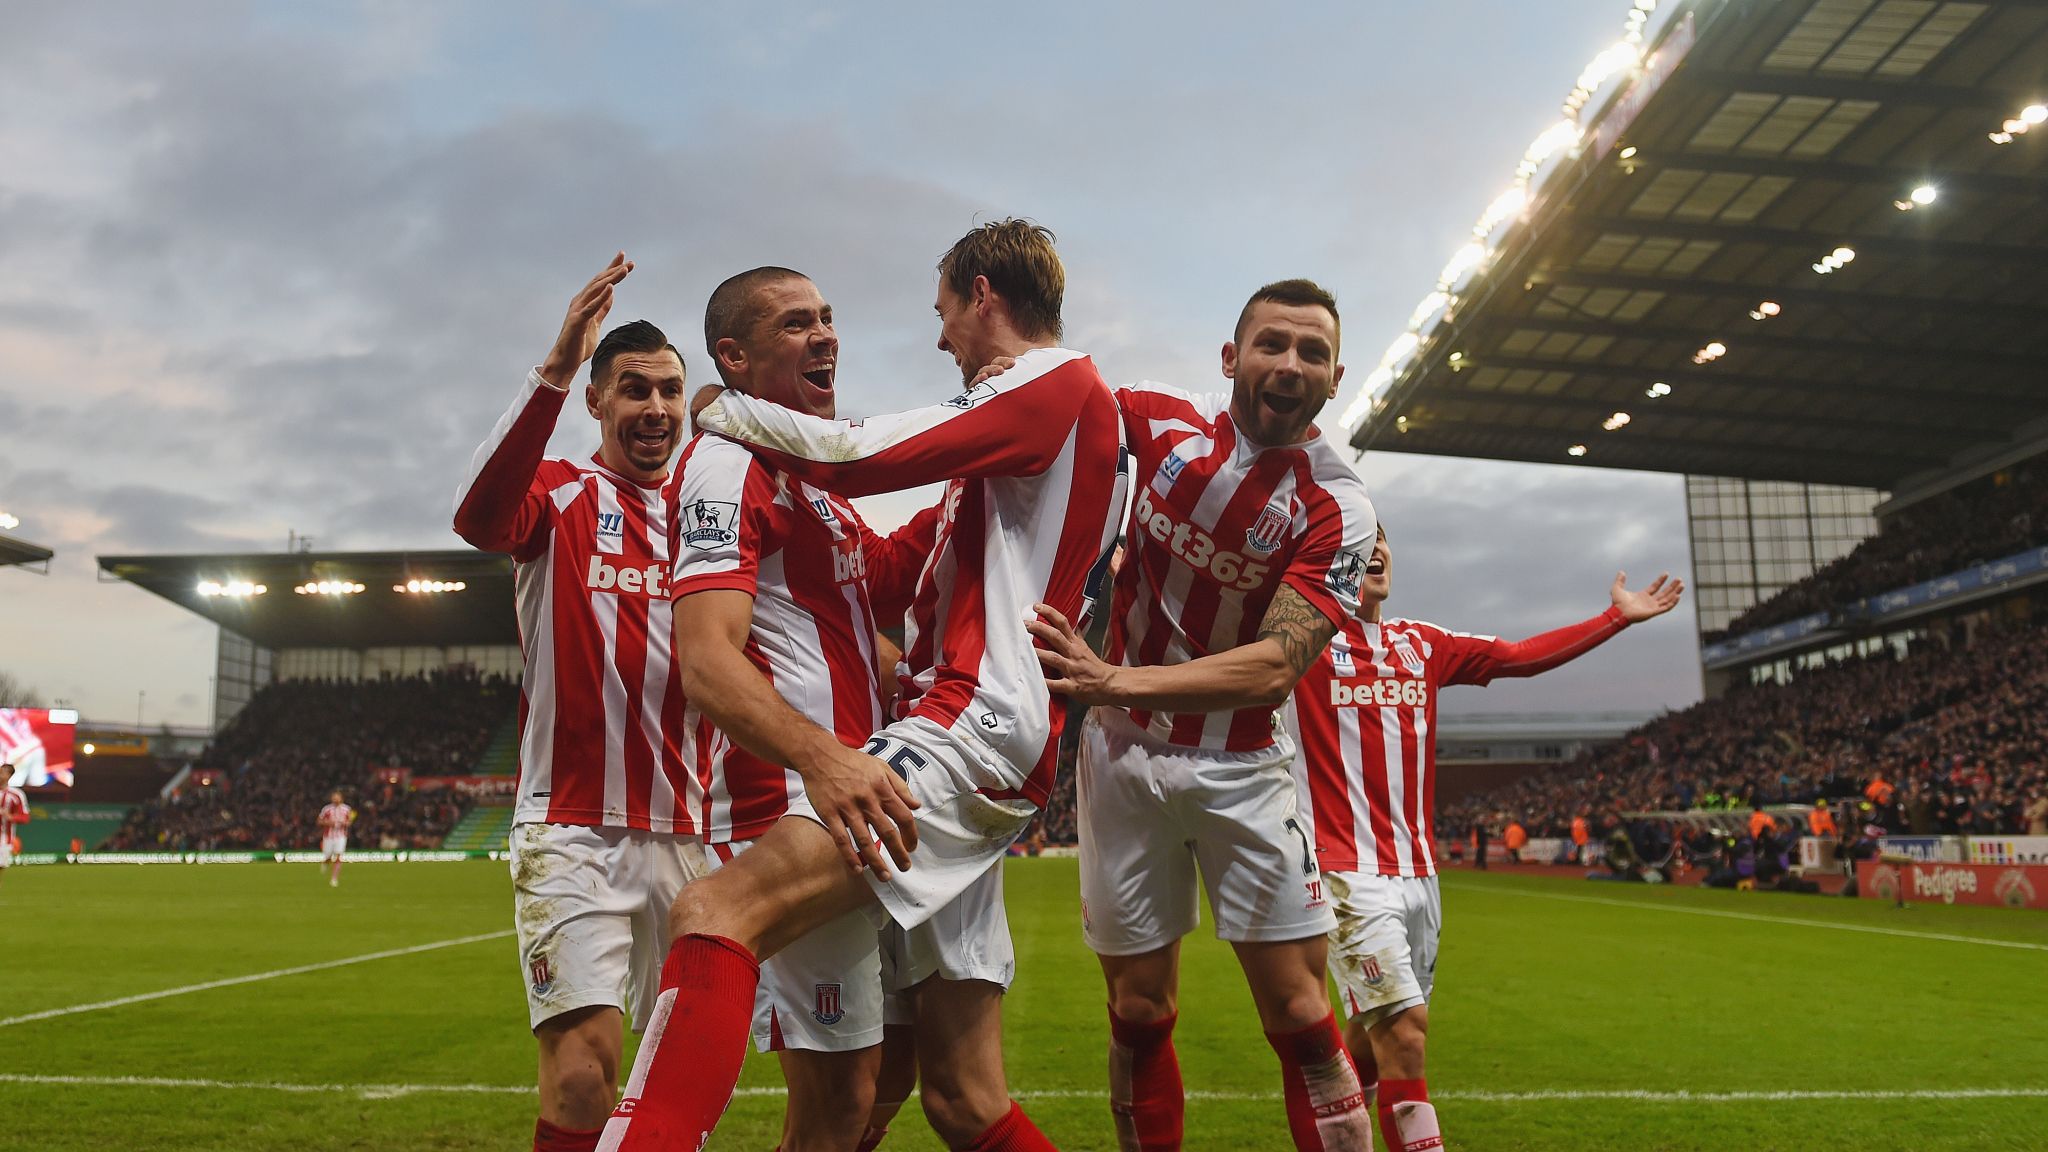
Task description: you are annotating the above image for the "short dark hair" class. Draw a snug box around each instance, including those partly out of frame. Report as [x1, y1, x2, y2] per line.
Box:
[938, 219, 1064, 341]
[1234, 279, 1340, 350]
[591, 320, 683, 389]
[703, 267, 809, 376]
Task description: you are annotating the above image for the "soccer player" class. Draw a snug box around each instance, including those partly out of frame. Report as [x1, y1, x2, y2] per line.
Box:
[600, 219, 1126, 1152]
[452, 254, 706, 1152]
[1285, 525, 1682, 1152]
[667, 265, 933, 1152]
[0, 771, 28, 888]
[1025, 279, 1379, 1152]
[316, 790, 355, 887]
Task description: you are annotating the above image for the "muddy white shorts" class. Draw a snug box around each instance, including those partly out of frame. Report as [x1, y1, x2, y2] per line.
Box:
[321, 835, 348, 858]
[1079, 708, 1333, 955]
[705, 838, 887, 1053]
[0, 839, 11, 868]
[509, 822, 707, 1032]
[880, 856, 1016, 1026]
[786, 715, 1037, 932]
[1326, 870, 1440, 1026]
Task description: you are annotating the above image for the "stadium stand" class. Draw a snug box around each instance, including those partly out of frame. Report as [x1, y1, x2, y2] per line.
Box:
[1441, 603, 2048, 851]
[1720, 453, 2048, 638]
[106, 669, 514, 852]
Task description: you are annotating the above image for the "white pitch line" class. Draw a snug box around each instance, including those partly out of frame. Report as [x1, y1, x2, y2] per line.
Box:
[1471, 886, 2048, 952]
[0, 930, 516, 1029]
[6, 1074, 2046, 1106]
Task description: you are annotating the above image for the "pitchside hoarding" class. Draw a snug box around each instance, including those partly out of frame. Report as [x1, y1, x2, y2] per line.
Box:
[0, 707, 78, 787]
[1857, 860, 2048, 910]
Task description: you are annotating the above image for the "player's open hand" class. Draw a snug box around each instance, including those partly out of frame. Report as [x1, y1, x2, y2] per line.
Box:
[800, 741, 919, 877]
[540, 252, 631, 389]
[688, 384, 727, 430]
[1611, 570, 1684, 623]
[1027, 602, 1120, 704]
[969, 356, 1019, 386]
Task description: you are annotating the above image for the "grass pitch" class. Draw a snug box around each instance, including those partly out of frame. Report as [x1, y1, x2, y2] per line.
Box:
[4, 857, 2045, 1150]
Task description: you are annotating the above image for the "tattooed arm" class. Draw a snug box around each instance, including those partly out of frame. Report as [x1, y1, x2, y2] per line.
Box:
[1027, 584, 1339, 711]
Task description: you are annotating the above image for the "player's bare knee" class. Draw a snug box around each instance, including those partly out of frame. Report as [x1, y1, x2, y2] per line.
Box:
[1108, 984, 1176, 1024]
[666, 871, 743, 942]
[919, 1075, 1009, 1147]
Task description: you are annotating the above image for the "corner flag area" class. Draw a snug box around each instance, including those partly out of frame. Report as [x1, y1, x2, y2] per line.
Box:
[4, 858, 2042, 1151]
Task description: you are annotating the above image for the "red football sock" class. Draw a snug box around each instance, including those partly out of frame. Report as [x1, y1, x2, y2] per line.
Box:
[533, 1116, 602, 1152]
[596, 934, 759, 1151]
[855, 1126, 889, 1152]
[1109, 1007, 1184, 1151]
[1375, 1079, 1442, 1152]
[965, 1100, 1058, 1152]
[1264, 1014, 1373, 1152]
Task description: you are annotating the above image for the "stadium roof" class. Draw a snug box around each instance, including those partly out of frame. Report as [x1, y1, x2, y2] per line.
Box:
[0, 532, 54, 572]
[1342, 0, 2048, 490]
[98, 550, 516, 649]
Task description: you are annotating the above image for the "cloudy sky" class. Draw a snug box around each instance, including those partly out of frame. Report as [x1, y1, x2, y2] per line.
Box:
[0, 0, 1704, 728]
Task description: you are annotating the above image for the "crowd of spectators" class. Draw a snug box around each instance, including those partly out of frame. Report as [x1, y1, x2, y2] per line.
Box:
[1442, 606, 2048, 856]
[1723, 458, 2048, 638]
[108, 669, 515, 852]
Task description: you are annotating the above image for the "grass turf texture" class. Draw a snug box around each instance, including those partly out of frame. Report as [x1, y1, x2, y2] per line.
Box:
[4, 859, 2045, 1150]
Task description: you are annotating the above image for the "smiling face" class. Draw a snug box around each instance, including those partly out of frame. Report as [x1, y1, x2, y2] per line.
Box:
[934, 276, 991, 385]
[1360, 524, 1391, 606]
[1222, 300, 1343, 446]
[588, 347, 688, 481]
[718, 276, 839, 417]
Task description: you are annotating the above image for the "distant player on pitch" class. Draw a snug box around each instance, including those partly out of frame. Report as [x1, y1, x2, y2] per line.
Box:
[601, 219, 1126, 1152]
[1029, 280, 1380, 1151]
[316, 790, 355, 887]
[1286, 524, 1682, 1151]
[453, 254, 705, 1152]
[0, 771, 29, 887]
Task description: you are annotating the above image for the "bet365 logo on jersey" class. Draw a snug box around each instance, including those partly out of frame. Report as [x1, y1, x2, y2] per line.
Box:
[1132, 483, 1271, 589]
[1329, 677, 1429, 708]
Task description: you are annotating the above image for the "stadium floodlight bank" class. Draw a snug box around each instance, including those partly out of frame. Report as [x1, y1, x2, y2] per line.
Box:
[1337, 0, 2048, 689]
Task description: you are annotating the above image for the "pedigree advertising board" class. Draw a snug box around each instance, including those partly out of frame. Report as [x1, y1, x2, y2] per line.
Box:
[1857, 860, 2048, 910]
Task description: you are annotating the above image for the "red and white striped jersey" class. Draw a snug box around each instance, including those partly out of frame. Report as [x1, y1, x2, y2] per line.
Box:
[1287, 609, 1628, 876]
[1106, 383, 1376, 752]
[317, 803, 354, 837]
[695, 346, 1127, 805]
[0, 787, 28, 839]
[453, 369, 698, 833]
[667, 434, 929, 842]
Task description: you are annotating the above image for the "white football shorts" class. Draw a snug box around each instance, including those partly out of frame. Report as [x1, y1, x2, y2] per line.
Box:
[508, 822, 707, 1031]
[1326, 870, 1440, 1026]
[1079, 707, 1333, 955]
[881, 856, 1016, 1026]
[704, 838, 887, 1053]
[786, 715, 1037, 932]
[321, 834, 348, 858]
[0, 839, 12, 868]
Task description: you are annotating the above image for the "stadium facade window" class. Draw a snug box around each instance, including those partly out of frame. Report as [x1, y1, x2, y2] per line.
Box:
[1683, 475, 1881, 637]
[272, 644, 522, 684]
[213, 629, 275, 733]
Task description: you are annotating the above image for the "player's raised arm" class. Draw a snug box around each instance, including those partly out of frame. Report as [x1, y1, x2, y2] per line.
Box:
[691, 352, 1095, 497]
[452, 253, 632, 554]
[1441, 570, 1685, 686]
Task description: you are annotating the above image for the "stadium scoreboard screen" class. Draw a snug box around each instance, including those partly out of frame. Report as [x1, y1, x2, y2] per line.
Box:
[1, 707, 78, 787]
